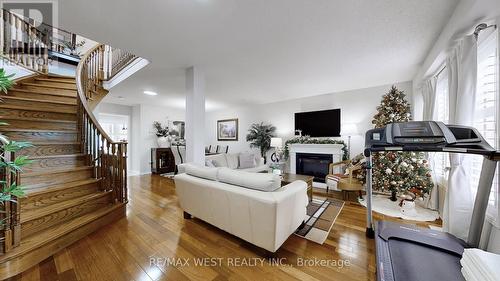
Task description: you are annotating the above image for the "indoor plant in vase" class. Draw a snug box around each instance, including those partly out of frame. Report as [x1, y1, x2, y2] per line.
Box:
[153, 121, 172, 148]
[0, 68, 32, 228]
[246, 122, 276, 164]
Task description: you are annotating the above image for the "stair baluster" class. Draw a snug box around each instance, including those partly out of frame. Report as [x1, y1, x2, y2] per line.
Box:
[76, 44, 128, 205]
[0, 9, 131, 261]
[1, 9, 49, 74]
[0, 143, 21, 253]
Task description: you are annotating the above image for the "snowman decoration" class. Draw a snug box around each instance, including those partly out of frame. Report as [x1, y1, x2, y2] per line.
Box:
[399, 188, 423, 217]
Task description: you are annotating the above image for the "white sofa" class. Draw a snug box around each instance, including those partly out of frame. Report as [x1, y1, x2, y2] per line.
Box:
[175, 164, 308, 252]
[205, 153, 268, 173]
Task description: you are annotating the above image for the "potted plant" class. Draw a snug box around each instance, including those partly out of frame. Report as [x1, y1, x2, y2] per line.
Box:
[246, 122, 276, 163]
[0, 68, 32, 229]
[61, 39, 86, 56]
[153, 121, 172, 148]
[0, 68, 14, 93]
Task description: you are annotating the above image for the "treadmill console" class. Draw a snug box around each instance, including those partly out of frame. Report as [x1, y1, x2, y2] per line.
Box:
[364, 121, 494, 156]
[388, 121, 455, 145]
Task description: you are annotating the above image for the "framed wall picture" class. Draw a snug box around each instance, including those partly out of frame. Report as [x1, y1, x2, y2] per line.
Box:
[217, 118, 238, 141]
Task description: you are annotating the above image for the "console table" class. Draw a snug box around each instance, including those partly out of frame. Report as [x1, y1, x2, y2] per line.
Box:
[151, 148, 175, 174]
[281, 173, 314, 202]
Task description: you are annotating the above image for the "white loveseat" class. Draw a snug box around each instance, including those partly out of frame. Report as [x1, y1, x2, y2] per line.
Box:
[175, 164, 308, 252]
[205, 153, 268, 173]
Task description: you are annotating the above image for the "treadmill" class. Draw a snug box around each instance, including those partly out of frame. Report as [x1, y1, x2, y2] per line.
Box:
[364, 121, 500, 281]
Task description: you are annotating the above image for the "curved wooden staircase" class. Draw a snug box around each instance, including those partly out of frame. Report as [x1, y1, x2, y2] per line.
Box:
[0, 9, 135, 278]
[0, 74, 127, 278]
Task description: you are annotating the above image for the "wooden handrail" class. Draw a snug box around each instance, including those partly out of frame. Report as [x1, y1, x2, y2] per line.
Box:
[0, 11, 132, 255]
[76, 44, 115, 144]
[76, 44, 128, 204]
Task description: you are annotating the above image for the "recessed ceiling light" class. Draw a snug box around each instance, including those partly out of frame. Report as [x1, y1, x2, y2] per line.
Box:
[143, 91, 158, 96]
[117, 96, 125, 100]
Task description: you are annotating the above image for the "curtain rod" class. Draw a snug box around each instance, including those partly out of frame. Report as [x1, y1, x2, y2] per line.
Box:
[435, 65, 446, 78]
[474, 23, 497, 39]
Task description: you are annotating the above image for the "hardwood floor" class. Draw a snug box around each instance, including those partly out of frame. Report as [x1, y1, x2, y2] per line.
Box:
[8, 174, 440, 281]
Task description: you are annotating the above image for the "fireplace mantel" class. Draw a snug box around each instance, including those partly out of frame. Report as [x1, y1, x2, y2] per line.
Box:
[289, 144, 344, 175]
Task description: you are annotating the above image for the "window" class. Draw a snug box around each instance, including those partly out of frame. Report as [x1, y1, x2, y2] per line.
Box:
[98, 114, 129, 143]
[101, 122, 128, 142]
[472, 29, 499, 225]
[433, 68, 450, 180]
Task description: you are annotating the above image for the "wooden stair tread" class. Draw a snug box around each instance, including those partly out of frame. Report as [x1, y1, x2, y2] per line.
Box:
[0, 104, 76, 114]
[34, 78, 76, 84]
[0, 203, 123, 262]
[46, 74, 75, 79]
[1, 96, 76, 106]
[1, 116, 76, 123]
[24, 166, 92, 177]
[21, 82, 77, 91]
[8, 88, 77, 98]
[21, 191, 112, 223]
[29, 153, 85, 159]
[24, 178, 100, 196]
[0, 104, 77, 114]
[2, 128, 76, 133]
[28, 141, 80, 145]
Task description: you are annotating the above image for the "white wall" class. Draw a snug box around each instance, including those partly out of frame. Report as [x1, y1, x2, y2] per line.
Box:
[132, 104, 185, 175]
[205, 81, 413, 158]
[413, 0, 500, 85]
[93, 102, 134, 171]
[94, 102, 185, 175]
[94, 102, 133, 117]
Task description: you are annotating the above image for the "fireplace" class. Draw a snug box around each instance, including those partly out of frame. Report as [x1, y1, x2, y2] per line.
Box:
[295, 153, 332, 183]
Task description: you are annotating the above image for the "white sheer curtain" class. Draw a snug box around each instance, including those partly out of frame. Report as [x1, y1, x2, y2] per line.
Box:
[422, 77, 438, 121]
[421, 77, 440, 210]
[443, 35, 478, 241]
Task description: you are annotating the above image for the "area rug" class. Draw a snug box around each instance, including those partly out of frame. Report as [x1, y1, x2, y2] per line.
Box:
[358, 194, 439, 222]
[160, 173, 175, 179]
[295, 198, 344, 244]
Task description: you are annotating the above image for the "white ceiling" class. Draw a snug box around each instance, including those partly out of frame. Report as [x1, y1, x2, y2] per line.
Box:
[59, 0, 459, 110]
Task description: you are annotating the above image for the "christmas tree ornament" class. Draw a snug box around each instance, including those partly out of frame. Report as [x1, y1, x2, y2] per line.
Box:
[370, 86, 434, 199]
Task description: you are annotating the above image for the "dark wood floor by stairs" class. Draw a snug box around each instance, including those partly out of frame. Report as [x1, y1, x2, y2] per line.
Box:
[0, 75, 124, 278]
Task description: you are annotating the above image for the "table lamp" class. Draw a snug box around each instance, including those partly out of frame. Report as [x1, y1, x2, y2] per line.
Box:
[341, 123, 359, 159]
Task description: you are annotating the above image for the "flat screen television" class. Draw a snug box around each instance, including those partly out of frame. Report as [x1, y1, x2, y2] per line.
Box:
[294, 109, 341, 137]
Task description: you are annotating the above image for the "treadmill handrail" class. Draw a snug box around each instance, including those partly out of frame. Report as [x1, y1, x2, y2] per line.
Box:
[363, 121, 499, 249]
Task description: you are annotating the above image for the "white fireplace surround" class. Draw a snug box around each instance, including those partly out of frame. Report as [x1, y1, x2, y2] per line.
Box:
[289, 144, 344, 176]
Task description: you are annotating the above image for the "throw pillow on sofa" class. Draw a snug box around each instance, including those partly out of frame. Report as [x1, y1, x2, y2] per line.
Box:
[254, 154, 264, 166]
[239, 153, 256, 169]
[185, 164, 219, 181]
[209, 153, 228, 167]
[225, 153, 239, 169]
[217, 167, 281, 192]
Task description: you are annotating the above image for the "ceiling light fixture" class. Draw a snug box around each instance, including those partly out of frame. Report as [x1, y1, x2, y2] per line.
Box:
[143, 90, 158, 96]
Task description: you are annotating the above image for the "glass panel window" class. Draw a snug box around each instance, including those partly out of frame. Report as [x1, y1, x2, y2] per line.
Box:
[433, 68, 450, 180]
[472, 29, 499, 224]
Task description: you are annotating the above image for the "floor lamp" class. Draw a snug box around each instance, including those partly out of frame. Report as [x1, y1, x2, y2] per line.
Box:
[341, 123, 359, 159]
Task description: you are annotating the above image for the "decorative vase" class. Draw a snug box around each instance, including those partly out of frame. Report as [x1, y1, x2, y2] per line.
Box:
[157, 136, 171, 148]
[390, 190, 398, 201]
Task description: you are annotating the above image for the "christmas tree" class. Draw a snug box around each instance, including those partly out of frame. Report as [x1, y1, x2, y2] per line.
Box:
[371, 86, 433, 199]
